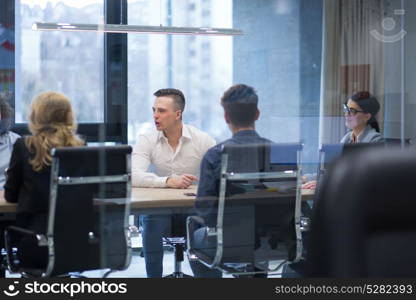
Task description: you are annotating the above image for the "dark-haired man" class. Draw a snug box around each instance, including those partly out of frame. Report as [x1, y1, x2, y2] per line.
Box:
[189, 84, 272, 277]
[132, 88, 215, 277]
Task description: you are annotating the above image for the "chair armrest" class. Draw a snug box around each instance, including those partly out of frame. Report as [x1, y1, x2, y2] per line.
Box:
[6, 225, 36, 236]
[127, 225, 140, 239]
[188, 216, 205, 227]
[186, 216, 206, 260]
[300, 217, 311, 232]
[5, 226, 48, 246]
[4, 226, 47, 273]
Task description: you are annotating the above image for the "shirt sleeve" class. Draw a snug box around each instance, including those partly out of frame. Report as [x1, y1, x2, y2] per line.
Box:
[131, 135, 168, 188]
[194, 148, 221, 227]
[4, 139, 23, 203]
[370, 133, 384, 144]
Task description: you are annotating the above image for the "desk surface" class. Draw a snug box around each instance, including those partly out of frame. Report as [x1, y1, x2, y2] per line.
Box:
[0, 187, 315, 213]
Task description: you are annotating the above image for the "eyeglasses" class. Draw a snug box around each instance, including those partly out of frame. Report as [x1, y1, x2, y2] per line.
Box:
[343, 104, 364, 116]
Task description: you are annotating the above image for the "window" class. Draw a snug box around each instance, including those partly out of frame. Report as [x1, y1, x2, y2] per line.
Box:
[234, 0, 323, 171]
[127, 0, 233, 143]
[15, 0, 104, 123]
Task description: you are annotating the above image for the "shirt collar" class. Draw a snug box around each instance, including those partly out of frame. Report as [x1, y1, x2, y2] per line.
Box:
[181, 124, 192, 140]
[157, 123, 191, 141]
[232, 129, 259, 139]
[350, 125, 371, 142]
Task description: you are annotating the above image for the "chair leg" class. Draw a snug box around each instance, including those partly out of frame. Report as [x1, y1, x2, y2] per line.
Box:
[102, 270, 115, 278]
[174, 244, 184, 274]
[0, 251, 8, 278]
[231, 265, 268, 278]
[163, 243, 193, 278]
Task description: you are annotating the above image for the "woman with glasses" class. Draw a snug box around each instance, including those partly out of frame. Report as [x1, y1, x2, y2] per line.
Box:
[340, 91, 383, 144]
[302, 91, 383, 190]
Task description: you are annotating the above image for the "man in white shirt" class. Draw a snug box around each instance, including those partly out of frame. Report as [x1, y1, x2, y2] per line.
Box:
[132, 88, 215, 277]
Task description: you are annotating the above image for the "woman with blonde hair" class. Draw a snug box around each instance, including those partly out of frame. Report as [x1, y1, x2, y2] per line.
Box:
[4, 92, 83, 268]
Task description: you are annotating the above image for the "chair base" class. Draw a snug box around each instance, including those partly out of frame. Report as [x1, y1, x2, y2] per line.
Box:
[163, 237, 193, 278]
[163, 272, 193, 278]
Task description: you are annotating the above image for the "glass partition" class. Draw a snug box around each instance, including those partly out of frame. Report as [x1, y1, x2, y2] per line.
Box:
[2, 0, 416, 279]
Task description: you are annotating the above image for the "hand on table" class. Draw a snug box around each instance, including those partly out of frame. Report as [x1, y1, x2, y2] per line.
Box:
[166, 174, 198, 189]
[302, 180, 317, 190]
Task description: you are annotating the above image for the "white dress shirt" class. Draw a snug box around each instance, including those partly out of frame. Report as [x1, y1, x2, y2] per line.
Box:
[132, 124, 216, 187]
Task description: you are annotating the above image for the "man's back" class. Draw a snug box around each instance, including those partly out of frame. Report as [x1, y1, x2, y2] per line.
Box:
[195, 130, 271, 227]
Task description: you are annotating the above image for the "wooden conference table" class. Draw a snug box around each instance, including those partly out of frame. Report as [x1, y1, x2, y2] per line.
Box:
[0, 187, 315, 214]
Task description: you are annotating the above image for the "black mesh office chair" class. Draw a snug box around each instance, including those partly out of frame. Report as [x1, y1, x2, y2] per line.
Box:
[308, 147, 416, 277]
[316, 143, 384, 188]
[4, 145, 133, 277]
[187, 143, 304, 276]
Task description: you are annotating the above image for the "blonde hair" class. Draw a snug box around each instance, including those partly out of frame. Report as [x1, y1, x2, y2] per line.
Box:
[26, 92, 84, 171]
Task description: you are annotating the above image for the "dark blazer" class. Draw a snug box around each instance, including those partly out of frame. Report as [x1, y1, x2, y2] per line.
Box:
[340, 125, 384, 144]
[4, 137, 51, 232]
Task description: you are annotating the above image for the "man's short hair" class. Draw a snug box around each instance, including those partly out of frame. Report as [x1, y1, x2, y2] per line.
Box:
[221, 84, 258, 127]
[154, 88, 185, 112]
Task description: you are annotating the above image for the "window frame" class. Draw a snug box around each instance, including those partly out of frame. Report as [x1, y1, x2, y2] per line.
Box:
[10, 0, 128, 144]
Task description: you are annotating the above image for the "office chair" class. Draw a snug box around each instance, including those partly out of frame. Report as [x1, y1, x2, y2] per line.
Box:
[4, 145, 133, 277]
[187, 143, 304, 277]
[313, 143, 384, 194]
[308, 147, 416, 277]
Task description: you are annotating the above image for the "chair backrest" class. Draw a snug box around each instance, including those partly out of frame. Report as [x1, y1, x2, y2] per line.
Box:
[210, 142, 303, 271]
[316, 144, 344, 183]
[45, 145, 132, 276]
[317, 143, 385, 184]
[269, 143, 302, 171]
[319, 144, 343, 169]
[341, 142, 384, 155]
[384, 138, 411, 148]
[308, 148, 416, 277]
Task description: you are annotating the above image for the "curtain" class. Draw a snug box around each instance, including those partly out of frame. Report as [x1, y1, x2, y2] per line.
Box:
[319, 0, 385, 144]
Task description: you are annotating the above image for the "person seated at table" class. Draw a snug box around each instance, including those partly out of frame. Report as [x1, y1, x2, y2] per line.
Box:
[190, 84, 275, 278]
[4, 91, 84, 268]
[341, 91, 383, 144]
[0, 95, 20, 277]
[303, 91, 384, 190]
[0, 95, 20, 189]
[132, 88, 215, 277]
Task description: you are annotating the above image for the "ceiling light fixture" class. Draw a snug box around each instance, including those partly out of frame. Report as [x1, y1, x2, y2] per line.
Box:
[32, 22, 243, 36]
